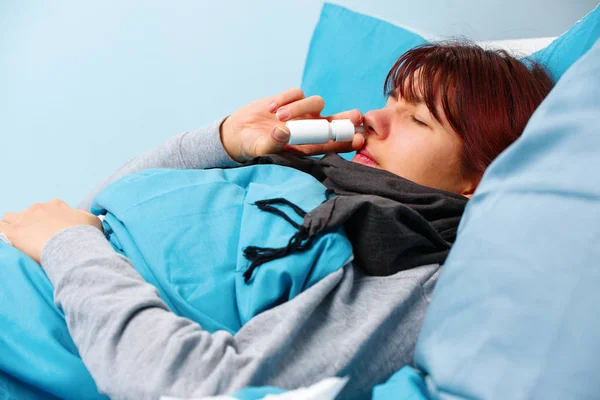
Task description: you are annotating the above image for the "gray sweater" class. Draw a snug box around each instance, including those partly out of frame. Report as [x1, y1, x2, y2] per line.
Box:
[39, 118, 440, 400]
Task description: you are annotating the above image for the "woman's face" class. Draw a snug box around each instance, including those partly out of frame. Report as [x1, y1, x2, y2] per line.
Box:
[352, 90, 477, 197]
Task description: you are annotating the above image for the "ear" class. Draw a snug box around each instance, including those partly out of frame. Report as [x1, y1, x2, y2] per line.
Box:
[459, 173, 481, 199]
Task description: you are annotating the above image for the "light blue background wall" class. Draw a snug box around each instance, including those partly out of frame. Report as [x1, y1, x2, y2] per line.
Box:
[1, 0, 597, 214]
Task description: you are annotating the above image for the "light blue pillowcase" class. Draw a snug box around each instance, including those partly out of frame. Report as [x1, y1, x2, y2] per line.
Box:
[414, 39, 600, 400]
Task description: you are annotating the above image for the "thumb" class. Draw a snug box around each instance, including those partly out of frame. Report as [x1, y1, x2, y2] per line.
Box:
[253, 125, 290, 156]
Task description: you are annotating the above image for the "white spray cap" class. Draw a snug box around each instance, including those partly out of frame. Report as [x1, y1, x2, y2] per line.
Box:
[329, 119, 356, 142]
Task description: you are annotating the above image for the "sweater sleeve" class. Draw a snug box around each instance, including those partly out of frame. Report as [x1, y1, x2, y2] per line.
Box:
[77, 117, 240, 211]
[40, 225, 263, 399]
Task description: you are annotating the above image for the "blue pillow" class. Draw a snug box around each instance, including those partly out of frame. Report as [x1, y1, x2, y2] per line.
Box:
[530, 4, 600, 81]
[413, 39, 600, 399]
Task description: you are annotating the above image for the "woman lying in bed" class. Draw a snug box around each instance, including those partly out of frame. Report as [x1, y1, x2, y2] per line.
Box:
[0, 42, 553, 399]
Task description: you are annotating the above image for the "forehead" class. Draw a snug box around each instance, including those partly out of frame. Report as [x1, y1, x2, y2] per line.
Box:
[390, 69, 458, 133]
[392, 68, 444, 108]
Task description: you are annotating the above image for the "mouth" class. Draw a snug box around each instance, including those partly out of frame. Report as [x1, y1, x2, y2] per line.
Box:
[352, 147, 379, 167]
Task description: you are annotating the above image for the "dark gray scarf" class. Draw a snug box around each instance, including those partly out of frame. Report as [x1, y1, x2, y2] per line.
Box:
[241, 152, 468, 282]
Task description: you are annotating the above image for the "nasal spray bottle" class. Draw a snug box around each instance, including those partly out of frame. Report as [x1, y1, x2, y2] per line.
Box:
[285, 119, 365, 145]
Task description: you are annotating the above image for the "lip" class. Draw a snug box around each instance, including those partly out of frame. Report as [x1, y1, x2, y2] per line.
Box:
[352, 147, 379, 167]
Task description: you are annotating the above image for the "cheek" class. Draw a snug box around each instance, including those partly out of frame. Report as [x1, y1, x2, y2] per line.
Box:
[384, 133, 438, 176]
[420, 140, 465, 188]
[386, 134, 460, 186]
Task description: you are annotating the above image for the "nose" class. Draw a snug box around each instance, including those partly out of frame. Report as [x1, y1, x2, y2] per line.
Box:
[363, 109, 390, 140]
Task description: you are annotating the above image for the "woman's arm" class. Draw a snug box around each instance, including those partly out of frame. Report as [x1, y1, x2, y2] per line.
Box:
[39, 224, 348, 399]
[40, 225, 262, 399]
[76, 117, 240, 211]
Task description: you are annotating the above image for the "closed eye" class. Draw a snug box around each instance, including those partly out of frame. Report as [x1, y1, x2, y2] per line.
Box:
[411, 115, 429, 128]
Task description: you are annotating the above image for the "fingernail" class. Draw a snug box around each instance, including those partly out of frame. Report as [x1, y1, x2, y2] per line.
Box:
[268, 101, 277, 113]
[276, 107, 290, 121]
[272, 126, 290, 142]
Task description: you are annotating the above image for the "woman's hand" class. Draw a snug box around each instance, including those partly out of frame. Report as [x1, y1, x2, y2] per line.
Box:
[0, 199, 104, 264]
[220, 88, 365, 162]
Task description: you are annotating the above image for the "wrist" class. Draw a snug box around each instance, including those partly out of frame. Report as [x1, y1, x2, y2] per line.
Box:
[219, 116, 244, 163]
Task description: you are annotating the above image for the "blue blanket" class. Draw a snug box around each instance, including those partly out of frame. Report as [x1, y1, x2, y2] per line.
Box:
[0, 164, 353, 399]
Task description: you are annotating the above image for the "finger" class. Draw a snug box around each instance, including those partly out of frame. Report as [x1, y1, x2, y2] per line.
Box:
[325, 109, 363, 126]
[351, 133, 365, 150]
[27, 203, 42, 211]
[276, 96, 325, 122]
[267, 88, 305, 113]
[50, 198, 69, 207]
[249, 124, 291, 157]
[0, 212, 19, 223]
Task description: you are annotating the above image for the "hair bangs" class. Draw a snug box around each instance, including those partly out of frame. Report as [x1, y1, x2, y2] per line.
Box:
[384, 43, 459, 127]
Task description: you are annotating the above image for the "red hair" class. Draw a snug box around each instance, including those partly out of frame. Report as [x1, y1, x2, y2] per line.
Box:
[384, 41, 554, 176]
